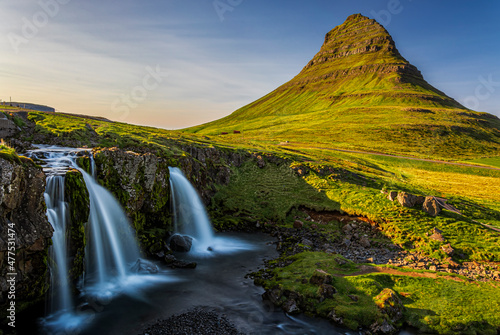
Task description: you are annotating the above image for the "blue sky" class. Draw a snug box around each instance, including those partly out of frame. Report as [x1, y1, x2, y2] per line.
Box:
[1, 0, 499, 129]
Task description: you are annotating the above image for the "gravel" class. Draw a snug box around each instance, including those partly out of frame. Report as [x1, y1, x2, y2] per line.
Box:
[140, 308, 246, 335]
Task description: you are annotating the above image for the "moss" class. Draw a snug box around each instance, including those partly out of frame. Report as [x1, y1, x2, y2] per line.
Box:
[76, 156, 92, 174]
[255, 251, 500, 334]
[64, 169, 89, 284]
[0, 145, 22, 164]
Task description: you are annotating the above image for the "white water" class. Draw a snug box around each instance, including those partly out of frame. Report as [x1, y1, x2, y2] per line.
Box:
[169, 167, 214, 252]
[44, 175, 72, 314]
[168, 167, 254, 256]
[81, 169, 141, 288]
[28, 146, 164, 333]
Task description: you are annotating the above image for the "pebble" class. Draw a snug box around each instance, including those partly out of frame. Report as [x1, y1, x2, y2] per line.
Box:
[140, 308, 245, 335]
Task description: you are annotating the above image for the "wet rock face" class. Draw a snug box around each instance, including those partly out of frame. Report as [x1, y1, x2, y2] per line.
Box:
[93, 148, 170, 213]
[0, 157, 52, 306]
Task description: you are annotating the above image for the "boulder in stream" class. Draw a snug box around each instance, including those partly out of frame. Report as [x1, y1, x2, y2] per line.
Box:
[169, 234, 193, 252]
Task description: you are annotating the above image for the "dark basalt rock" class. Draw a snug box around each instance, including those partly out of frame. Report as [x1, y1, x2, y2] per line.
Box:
[169, 234, 193, 252]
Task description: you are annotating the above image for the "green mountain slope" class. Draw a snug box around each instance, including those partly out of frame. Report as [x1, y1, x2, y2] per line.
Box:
[187, 14, 500, 160]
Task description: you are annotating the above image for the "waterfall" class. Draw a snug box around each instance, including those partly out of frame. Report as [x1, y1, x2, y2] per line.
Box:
[169, 167, 219, 254]
[80, 169, 140, 288]
[44, 175, 72, 314]
[28, 145, 157, 332]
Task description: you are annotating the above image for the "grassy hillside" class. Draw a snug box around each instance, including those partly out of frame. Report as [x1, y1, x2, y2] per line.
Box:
[8, 107, 500, 334]
[186, 14, 500, 160]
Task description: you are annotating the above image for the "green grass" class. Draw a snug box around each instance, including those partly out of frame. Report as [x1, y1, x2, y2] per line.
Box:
[465, 157, 500, 169]
[0, 143, 20, 162]
[210, 159, 340, 227]
[259, 251, 500, 334]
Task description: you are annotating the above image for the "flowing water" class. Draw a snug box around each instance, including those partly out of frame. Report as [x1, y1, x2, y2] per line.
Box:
[44, 175, 73, 314]
[28, 146, 165, 334]
[25, 146, 351, 334]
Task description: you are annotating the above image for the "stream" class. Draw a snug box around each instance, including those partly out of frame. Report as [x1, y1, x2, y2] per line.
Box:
[77, 232, 344, 335]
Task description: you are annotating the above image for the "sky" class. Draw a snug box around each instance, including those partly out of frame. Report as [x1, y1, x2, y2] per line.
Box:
[1, 0, 499, 129]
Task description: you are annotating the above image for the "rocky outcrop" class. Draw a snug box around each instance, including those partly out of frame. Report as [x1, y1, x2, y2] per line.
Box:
[396, 192, 419, 208]
[0, 155, 52, 308]
[91, 148, 171, 253]
[64, 169, 89, 284]
[422, 196, 441, 216]
[371, 288, 404, 334]
[90, 145, 249, 254]
[0, 114, 20, 139]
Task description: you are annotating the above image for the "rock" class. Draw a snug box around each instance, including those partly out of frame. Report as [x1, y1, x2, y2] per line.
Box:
[370, 319, 397, 335]
[348, 294, 359, 302]
[387, 191, 398, 201]
[317, 284, 336, 300]
[282, 299, 301, 314]
[262, 286, 283, 306]
[131, 258, 159, 274]
[327, 309, 344, 325]
[0, 115, 19, 138]
[422, 196, 441, 216]
[373, 288, 404, 323]
[173, 260, 197, 269]
[415, 196, 425, 205]
[293, 220, 304, 229]
[343, 224, 353, 233]
[359, 236, 371, 248]
[256, 155, 266, 168]
[0, 156, 53, 306]
[441, 243, 454, 256]
[164, 254, 177, 264]
[164, 254, 197, 268]
[397, 192, 418, 208]
[309, 269, 333, 285]
[169, 234, 193, 252]
[429, 230, 445, 242]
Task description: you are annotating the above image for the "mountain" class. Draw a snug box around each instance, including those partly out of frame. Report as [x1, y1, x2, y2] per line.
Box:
[187, 14, 500, 159]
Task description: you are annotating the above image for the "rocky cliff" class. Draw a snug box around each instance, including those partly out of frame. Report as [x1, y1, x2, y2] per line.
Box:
[0, 155, 52, 310]
[87, 145, 248, 255]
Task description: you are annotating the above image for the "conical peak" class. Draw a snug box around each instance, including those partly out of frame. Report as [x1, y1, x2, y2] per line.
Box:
[316, 13, 404, 64]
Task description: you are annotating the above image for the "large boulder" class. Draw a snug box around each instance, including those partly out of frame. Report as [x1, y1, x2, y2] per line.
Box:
[387, 191, 398, 201]
[422, 196, 441, 216]
[397, 192, 418, 208]
[169, 234, 193, 252]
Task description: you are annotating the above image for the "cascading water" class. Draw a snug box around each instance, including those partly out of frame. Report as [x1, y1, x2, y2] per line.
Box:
[28, 145, 163, 333]
[169, 167, 215, 251]
[168, 167, 254, 255]
[44, 174, 72, 314]
[81, 170, 141, 289]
